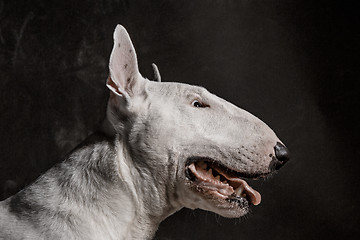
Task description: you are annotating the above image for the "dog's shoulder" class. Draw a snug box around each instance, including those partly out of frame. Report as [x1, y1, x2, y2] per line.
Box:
[0, 132, 119, 239]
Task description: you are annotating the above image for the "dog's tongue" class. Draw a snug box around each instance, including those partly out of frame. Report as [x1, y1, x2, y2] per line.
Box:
[229, 176, 261, 205]
[212, 165, 261, 205]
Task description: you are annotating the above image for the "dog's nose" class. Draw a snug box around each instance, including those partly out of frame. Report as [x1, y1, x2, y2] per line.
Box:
[269, 142, 290, 171]
[274, 142, 290, 163]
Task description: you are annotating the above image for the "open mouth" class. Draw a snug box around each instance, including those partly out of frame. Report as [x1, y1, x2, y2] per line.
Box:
[185, 159, 262, 210]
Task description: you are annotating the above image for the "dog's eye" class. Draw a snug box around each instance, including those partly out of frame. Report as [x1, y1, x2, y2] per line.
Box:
[192, 100, 207, 108]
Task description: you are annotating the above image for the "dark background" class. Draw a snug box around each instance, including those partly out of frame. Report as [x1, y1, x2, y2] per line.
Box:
[0, 0, 359, 239]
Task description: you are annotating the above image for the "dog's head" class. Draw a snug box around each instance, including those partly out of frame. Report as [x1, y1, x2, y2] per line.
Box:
[105, 25, 289, 218]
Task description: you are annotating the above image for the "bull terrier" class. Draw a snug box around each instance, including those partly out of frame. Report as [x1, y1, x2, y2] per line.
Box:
[0, 25, 289, 239]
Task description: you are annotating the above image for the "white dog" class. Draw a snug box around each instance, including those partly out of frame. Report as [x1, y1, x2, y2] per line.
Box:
[0, 25, 289, 239]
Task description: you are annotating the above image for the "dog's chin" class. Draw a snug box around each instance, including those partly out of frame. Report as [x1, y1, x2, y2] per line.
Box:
[185, 179, 250, 218]
[184, 158, 266, 218]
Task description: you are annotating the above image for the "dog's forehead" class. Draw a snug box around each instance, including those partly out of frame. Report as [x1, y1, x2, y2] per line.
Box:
[147, 81, 209, 98]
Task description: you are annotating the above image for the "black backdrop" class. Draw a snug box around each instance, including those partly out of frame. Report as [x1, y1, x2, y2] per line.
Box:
[0, 1, 359, 239]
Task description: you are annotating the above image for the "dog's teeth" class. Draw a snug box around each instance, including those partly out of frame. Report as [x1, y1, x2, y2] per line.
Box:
[215, 175, 220, 181]
[207, 168, 213, 175]
[223, 180, 227, 184]
[235, 185, 244, 196]
[219, 189, 229, 195]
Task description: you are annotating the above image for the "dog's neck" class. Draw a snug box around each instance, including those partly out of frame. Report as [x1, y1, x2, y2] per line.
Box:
[112, 139, 180, 239]
[5, 129, 180, 239]
[64, 130, 181, 239]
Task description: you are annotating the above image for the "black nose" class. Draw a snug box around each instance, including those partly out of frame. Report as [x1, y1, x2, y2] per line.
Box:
[274, 142, 290, 163]
[269, 142, 290, 171]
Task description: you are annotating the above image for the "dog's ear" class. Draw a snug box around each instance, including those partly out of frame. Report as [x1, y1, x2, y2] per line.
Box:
[107, 25, 144, 99]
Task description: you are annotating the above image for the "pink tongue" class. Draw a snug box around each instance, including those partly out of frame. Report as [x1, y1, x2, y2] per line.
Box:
[229, 177, 261, 205]
[212, 166, 261, 205]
